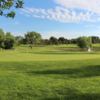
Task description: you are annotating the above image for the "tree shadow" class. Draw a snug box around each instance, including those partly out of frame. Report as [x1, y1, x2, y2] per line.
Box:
[42, 88, 100, 100]
[29, 51, 96, 55]
[28, 65, 100, 78]
[43, 93, 100, 100]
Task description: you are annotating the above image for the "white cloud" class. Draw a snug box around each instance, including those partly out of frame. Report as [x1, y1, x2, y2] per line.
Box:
[42, 31, 96, 39]
[42, 31, 78, 39]
[21, 7, 95, 23]
[20, 0, 100, 23]
[42, 31, 100, 39]
[55, 0, 100, 14]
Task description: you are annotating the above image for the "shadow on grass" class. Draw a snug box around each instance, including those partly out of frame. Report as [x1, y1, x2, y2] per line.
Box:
[3, 87, 100, 100]
[25, 51, 97, 55]
[42, 88, 100, 100]
[43, 93, 100, 100]
[28, 65, 100, 78]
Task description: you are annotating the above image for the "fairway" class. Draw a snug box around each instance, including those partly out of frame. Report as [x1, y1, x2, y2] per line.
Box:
[0, 45, 100, 100]
[0, 45, 100, 62]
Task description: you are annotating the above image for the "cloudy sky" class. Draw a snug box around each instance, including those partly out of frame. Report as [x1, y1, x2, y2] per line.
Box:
[0, 0, 100, 38]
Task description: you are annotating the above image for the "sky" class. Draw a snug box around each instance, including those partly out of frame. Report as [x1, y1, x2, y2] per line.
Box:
[0, 0, 100, 39]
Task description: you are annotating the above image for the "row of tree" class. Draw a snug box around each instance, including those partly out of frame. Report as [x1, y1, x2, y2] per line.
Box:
[43, 36, 93, 52]
[42, 36, 100, 45]
[0, 29, 100, 51]
[0, 29, 42, 49]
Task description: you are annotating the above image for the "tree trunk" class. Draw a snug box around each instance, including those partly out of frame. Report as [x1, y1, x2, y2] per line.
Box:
[29, 44, 33, 49]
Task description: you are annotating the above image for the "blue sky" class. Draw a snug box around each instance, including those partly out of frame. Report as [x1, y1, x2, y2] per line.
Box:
[0, 0, 100, 39]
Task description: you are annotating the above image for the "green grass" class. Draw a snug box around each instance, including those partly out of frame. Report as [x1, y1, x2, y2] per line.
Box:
[0, 45, 100, 100]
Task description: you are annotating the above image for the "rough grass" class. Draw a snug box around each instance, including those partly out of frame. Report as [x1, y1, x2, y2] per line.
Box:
[0, 45, 100, 100]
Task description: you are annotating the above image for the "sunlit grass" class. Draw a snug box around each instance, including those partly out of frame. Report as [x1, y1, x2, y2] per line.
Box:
[0, 45, 100, 100]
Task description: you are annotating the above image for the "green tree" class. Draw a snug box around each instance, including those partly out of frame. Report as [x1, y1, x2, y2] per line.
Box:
[0, 0, 23, 18]
[0, 29, 5, 48]
[49, 36, 58, 45]
[15, 36, 24, 45]
[3, 32, 15, 49]
[77, 37, 92, 52]
[58, 37, 66, 44]
[25, 32, 42, 48]
[91, 36, 100, 43]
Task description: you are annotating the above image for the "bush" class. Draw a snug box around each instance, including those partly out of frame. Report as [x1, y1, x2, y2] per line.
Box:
[77, 37, 92, 51]
[0, 31, 15, 50]
[3, 39, 14, 49]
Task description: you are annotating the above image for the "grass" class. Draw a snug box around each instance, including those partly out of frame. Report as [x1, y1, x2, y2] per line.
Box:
[0, 44, 100, 100]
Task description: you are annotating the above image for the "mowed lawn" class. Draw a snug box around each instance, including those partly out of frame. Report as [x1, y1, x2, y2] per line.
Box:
[0, 45, 100, 100]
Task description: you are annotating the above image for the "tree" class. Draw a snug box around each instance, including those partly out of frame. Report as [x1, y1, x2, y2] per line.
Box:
[3, 32, 15, 49]
[58, 37, 66, 44]
[0, 29, 15, 49]
[91, 36, 100, 44]
[77, 37, 92, 52]
[0, 0, 23, 18]
[49, 36, 58, 45]
[25, 32, 42, 48]
[15, 36, 24, 45]
[70, 39, 78, 44]
[0, 29, 5, 48]
[42, 39, 50, 45]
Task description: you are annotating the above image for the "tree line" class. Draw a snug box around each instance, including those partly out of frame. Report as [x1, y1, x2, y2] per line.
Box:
[0, 28, 100, 51]
[42, 36, 100, 45]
